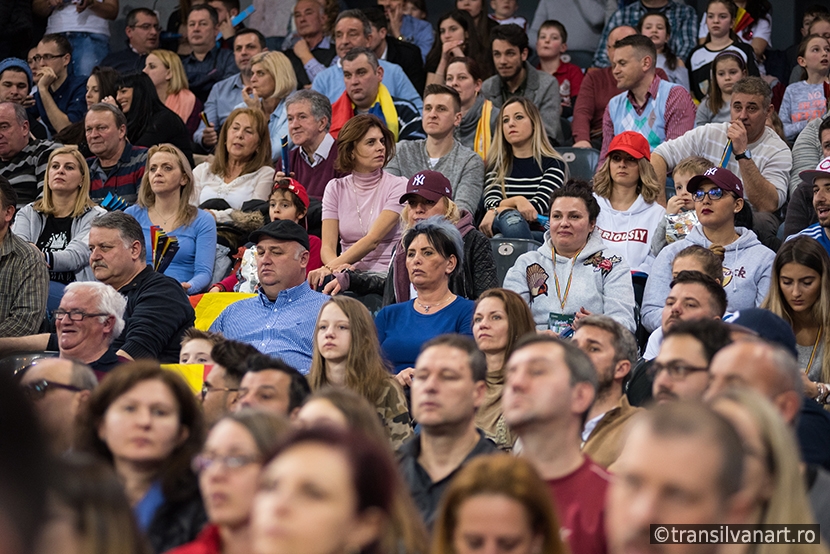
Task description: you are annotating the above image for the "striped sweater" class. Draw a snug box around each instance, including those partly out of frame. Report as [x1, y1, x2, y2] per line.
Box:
[483, 155, 566, 214]
[87, 143, 148, 201]
[0, 138, 59, 205]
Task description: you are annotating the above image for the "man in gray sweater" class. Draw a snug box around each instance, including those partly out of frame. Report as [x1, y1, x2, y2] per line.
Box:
[386, 84, 484, 214]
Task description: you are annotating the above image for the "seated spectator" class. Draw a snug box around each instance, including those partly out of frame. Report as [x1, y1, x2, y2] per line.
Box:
[574, 315, 643, 469]
[0, 102, 59, 204]
[284, 0, 337, 89]
[695, 51, 747, 127]
[311, 10, 423, 112]
[179, 327, 222, 365]
[329, 48, 424, 142]
[0, 58, 49, 140]
[445, 56, 500, 159]
[639, 12, 689, 90]
[54, 66, 120, 157]
[377, 0, 434, 60]
[114, 72, 194, 164]
[694, 0, 773, 70]
[18, 359, 96, 454]
[651, 77, 792, 248]
[210, 220, 329, 372]
[276, 90, 343, 201]
[791, 109, 830, 203]
[101, 8, 161, 74]
[572, 25, 638, 150]
[433, 457, 568, 554]
[687, 0, 760, 103]
[535, 20, 583, 118]
[786, 121, 830, 237]
[458, 0, 498, 47]
[504, 180, 637, 332]
[75, 362, 206, 553]
[490, 0, 525, 28]
[600, 35, 695, 163]
[386, 84, 484, 214]
[200, 338, 260, 426]
[789, 10, 830, 84]
[375, 219, 475, 376]
[425, 10, 493, 88]
[13, 146, 106, 309]
[471, 287, 535, 450]
[478, 97, 566, 241]
[31, 34, 87, 136]
[398, 334, 497, 526]
[780, 35, 830, 142]
[126, 144, 217, 295]
[404, 0, 427, 20]
[168, 410, 289, 554]
[308, 115, 407, 288]
[593, 132, 665, 275]
[651, 318, 732, 403]
[193, 29, 267, 152]
[193, 107, 274, 210]
[208, 0, 245, 49]
[181, 4, 237, 103]
[365, 6, 427, 96]
[650, 156, 712, 257]
[143, 49, 204, 135]
[502, 334, 610, 554]
[482, 24, 562, 144]
[252, 427, 400, 553]
[85, 102, 148, 201]
[309, 296, 413, 449]
[642, 167, 774, 332]
[234, 352, 312, 415]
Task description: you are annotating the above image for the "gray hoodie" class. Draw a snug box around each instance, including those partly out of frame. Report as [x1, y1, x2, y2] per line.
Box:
[503, 230, 636, 332]
[640, 224, 775, 332]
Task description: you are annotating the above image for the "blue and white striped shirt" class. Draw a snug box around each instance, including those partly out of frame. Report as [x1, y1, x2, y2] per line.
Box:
[210, 282, 329, 374]
[788, 224, 830, 255]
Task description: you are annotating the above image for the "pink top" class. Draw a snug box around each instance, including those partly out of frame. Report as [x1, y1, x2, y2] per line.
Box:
[321, 169, 407, 273]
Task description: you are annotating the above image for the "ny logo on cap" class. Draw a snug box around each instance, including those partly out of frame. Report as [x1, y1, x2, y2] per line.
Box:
[819, 159, 830, 171]
[413, 174, 426, 186]
[703, 167, 718, 177]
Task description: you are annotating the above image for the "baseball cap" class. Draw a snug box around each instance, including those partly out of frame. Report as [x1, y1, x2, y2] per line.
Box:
[686, 166, 744, 199]
[725, 308, 797, 357]
[272, 177, 310, 209]
[607, 131, 651, 161]
[248, 219, 310, 250]
[400, 170, 453, 204]
[799, 156, 830, 187]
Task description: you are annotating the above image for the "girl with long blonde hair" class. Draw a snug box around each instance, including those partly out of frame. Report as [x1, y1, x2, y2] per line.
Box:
[143, 48, 203, 134]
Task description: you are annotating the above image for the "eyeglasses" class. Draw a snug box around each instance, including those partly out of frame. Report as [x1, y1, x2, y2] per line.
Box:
[647, 360, 709, 380]
[53, 309, 109, 322]
[21, 379, 84, 401]
[693, 188, 726, 202]
[191, 453, 260, 473]
[132, 23, 162, 31]
[200, 383, 239, 401]
[30, 53, 65, 63]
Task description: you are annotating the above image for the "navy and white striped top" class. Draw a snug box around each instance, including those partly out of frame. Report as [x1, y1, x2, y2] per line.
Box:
[483, 155, 566, 215]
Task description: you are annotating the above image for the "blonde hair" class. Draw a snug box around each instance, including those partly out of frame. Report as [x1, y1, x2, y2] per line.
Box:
[674, 155, 715, 178]
[399, 196, 461, 230]
[37, 145, 96, 217]
[593, 155, 661, 204]
[137, 143, 198, 227]
[250, 51, 298, 101]
[210, 108, 273, 179]
[149, 49, 189, 94]
[485, 97, 563, 198]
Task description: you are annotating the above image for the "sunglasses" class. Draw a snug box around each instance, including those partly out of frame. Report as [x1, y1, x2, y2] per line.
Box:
[21, 379, 84, 401]
[693, 188, 728, 202]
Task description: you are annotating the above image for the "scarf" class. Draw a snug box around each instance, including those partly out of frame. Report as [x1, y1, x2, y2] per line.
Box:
[474, 98, 493, 160]
[330, 83, 399, 140]
[456, 94, 493, 160]
[164, 89, 197, 126]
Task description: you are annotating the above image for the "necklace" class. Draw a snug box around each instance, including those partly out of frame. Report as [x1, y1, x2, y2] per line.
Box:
[152, 206, 177, 227]
[416, 292, 453, 313]
[350, 181, 376, 236]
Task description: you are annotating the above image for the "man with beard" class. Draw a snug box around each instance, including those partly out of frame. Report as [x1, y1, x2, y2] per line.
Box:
[790, 155, 830, 255]
[573, 315, 643, 468]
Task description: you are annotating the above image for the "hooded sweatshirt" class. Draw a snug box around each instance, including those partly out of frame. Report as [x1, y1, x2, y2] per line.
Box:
[594, 194, 665, 274]
[640, 224, 775, 332]
[503, 231, 636, 332]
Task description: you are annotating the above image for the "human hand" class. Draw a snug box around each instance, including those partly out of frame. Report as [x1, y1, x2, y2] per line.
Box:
[307, 266, 332, 289]
[101, 95, 118, 107]
[75, 0, 92, 12]
[386, 2, 404, 37]
[322, 278, 342, 295]
[516, 197, 538, 222]
[292, 38, 313, 63]
[479, 209, 496, 237]
[241, 86, 261, 110]
[37, 67, 57, 89]
[218, 18, 236, 40]
[442, 40, 464, 59]
[395, 367, 415, 388]
[666, 195, 690, 215]
[208, 286, 222, 293]
[573, 307, 592, 326]
[182, 282, 192, 290]
[727, 120, 749, 156]
[202, 124, 218, 148]
[21, 95, 36, 108]
[802, 373, 819, 399]
[573, 140, 593, 149]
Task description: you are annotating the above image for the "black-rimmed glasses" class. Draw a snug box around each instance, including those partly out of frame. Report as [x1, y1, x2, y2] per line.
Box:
[53, 309, 109, 322]
[21, 379, 84, 401]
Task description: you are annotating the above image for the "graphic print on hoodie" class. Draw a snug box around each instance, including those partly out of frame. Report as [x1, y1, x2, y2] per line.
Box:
[594, 194, 666, 274]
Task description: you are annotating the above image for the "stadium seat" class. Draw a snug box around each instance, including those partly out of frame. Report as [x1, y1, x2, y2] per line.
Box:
[490, 237, 543, 285]
[557, 147, 600, 182]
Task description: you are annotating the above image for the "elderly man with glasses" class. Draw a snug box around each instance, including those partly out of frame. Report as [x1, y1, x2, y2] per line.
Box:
[101, 8, 162, 74]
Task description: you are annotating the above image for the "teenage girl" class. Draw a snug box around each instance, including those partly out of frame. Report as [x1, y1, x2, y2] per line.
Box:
[695, 50, 748, 126]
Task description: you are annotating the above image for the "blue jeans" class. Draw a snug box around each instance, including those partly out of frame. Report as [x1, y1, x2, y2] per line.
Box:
[63, 32, 109, 77]
[493, 209, 545, 242]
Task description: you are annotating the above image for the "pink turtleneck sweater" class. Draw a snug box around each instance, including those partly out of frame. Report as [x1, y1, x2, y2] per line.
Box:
[321, 169, 407, 273]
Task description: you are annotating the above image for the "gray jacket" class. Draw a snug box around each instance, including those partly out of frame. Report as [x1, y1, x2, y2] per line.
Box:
[481, 62, 563, 144]
[12, 203, 106, 282]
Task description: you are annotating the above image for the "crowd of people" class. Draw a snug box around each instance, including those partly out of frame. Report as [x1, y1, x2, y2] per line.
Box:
[5, 0, 830, 553]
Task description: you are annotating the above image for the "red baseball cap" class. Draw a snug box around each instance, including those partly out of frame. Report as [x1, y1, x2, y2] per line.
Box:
[608, 131, 651, 161]
[272, 177, 310, 209]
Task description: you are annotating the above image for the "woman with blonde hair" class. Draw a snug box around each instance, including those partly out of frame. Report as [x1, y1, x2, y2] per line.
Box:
[593, 131, 665, 275]
[13, 145, 106, 311]
[143, 49, 203, 134]
[237, 51, 297, 162]
[432, 454, 568, 554]
[478, 96, 566, 242]
[192, 107, 274, 210]
[126, 144, 217, 294]
[308, 296, 413, 450]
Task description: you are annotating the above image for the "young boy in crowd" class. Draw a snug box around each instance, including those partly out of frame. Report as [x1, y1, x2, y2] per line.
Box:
[489, 0, 526, 30]
[179, 329, 224, 365]
[650, 156, 714, 257]
[535, 20, 583, 118]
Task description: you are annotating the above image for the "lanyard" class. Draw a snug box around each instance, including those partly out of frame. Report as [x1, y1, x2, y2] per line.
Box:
[720, 139, 733, 168]
[551, 245, 583, 311]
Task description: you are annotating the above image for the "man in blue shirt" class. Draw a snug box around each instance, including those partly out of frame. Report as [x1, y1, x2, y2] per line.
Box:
[377, 0, 433, 61]
[790, 156, 830, 254]
[180, 4, 237, 103]
[31, 34, 86, 136]
[210, 220, 329, 373]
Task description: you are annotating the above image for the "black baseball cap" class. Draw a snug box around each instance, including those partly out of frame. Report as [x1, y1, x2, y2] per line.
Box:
[249, 220, 310, 250]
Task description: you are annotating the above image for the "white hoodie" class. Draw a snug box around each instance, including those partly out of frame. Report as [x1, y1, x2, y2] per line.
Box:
[594, 194, 666, 274]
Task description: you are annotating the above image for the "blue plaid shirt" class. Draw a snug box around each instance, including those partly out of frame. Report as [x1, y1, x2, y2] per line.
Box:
[593, 1, 697, 67]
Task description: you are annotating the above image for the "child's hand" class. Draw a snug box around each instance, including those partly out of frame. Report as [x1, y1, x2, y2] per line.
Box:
[666, 195, 690, 215]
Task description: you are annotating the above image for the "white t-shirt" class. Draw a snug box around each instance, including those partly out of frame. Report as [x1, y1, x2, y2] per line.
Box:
[697, 12, 771, 47]
[46, 3, 111, 36]
[192, 164, 275, 210]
